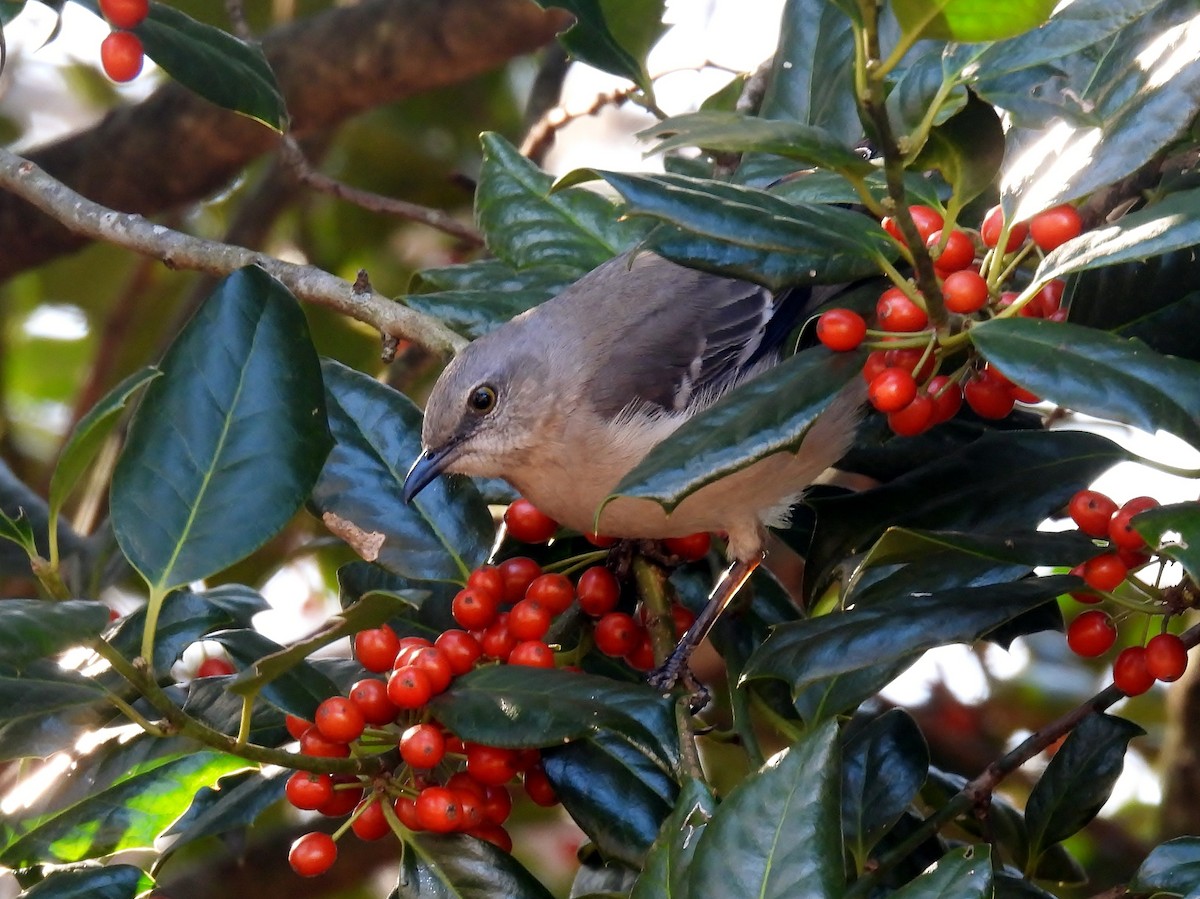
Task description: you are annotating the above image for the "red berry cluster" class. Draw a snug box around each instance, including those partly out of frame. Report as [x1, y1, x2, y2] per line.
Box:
[98, 0, 147, 82]
[283, 496, 709, 878]
[816, 202, 1085, 436]
[1062, 489, 1191, 696]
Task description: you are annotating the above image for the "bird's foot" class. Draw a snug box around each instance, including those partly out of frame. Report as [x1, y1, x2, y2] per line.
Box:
[647, 647, 710, 713]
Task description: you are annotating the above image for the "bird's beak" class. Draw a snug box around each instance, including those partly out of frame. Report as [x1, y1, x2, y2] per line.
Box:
[402, 444, 455, 503]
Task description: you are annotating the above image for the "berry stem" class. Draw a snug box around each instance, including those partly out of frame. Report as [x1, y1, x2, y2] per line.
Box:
[544, 549, 610, 576]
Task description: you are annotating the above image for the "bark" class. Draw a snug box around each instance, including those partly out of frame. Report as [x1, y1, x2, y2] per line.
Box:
[0, 0, 570, 279]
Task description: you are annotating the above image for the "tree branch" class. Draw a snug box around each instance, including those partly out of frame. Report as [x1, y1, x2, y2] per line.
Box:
[0, 147, 467, 356]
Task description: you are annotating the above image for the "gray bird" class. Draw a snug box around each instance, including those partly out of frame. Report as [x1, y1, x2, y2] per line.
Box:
[403, 250, 861, 688]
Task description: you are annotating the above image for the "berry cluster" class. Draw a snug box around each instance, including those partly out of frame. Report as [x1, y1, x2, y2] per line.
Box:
[816, 202, 1085, 436]
[98, 0, 147, 82]
[1062, 489, 1191, 695]
[283, 496, 709, 878]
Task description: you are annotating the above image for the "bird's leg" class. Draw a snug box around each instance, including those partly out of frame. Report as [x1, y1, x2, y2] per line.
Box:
[647, 555, 761, 699]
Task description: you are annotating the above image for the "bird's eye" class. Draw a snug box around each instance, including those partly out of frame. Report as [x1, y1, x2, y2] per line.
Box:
[468, 384, 497, 414]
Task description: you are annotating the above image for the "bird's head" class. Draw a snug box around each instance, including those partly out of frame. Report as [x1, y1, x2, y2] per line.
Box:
[403, 328, 553, 503]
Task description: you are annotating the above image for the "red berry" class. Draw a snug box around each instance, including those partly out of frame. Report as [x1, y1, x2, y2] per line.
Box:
[350, 797, 392, 841]
[625, 631, 656, 671]
[884, 347, 936, 381]
[525, 573, 575, 615]
[963, 373, 1014, 419]
[467, 565, 505, 604]
[499, 556, 543, 604]
[318, 777, 363, 817]
[1112, 646, 1155, 696]
[452, 587, 498, 630]
[980, 205, 1028, 253]
[300, 725, 351, 759]
[315, 696, 365, 744]
[1029, 204, 1083, 252]
[509, 640, 555, 668]
[480, 614, 517, 660]
[876, 287, 929, 332]
[354, 625, 401, 672]
[1066, 610, 1117, 658]
[482, 783, 513, 824]
[288, 832, 337, 877]
[664, 532, 711, 562]
[348, 678, 397, 726]
[926, 375, 963, 424]
[927, 229, 975, 272]
[504, 498, 558, 544]
[868, 368, 918, 413]
[435, 629, 484, 675]
[887, 393, 935, 436]
[196, 657, 235, 678]
[400, 723, 447, 769]
[407, 647, 453, 695]
[1145, 633, 1188, 682]
[507, 600, 550, 641]
[467, 822, 513, 852]
[585, 531, 618, 547]
[100, 31, 144, 82]
[816, 309, 867, 351]
[99, 0, 148, 28]
[1032, 280, 1066, 317]
[594, 612, 641, 657]
[395, 795, 422, 830]
[1068, 489, 1118, 538]
[386, 665, 433, 709]
[1082, 553, 1128, 592]
[883, 204, 944, 246]
[577, 566, 620, 617]
[416, 786, 463, 833]
[523, 764, 558, 807]
[286, 772, 334, 811]
[862, 350, 889, 383]
[1108, 496, 1160, 551]
[285, 714, 312, 741]
[466, 744, 521, 786]
[942, 270, 989, 314]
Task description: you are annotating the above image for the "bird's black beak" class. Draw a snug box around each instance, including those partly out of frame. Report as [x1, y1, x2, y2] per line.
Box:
[402, 445, 454, 503]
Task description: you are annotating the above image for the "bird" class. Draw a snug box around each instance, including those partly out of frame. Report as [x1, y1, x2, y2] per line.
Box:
[403, 250, 862, 690]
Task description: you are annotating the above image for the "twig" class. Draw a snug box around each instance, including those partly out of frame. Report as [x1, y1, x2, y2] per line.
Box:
[0, 147, 466, 358]
[522, 44, 572, 166]
[279, 137, 483, 246]
[520, 84, 640, 161]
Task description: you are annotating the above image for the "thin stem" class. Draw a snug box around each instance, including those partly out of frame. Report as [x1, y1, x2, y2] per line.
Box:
[103, 690, 170, 737]
[236, 695, 254, 748]
[141, 585, 167, 669]
[30, 555, 70, 600]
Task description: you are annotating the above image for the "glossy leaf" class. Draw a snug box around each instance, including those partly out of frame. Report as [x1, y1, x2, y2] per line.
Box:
[179, 677, 286, 743]
[1025, 713, 1145, 861]
[16, 865, 147, 899]
[894, 0, 1055, 42]
[642, 112, 872, 175]
[890, 846, 993, 898]
[909, 93, 1004, 206]
[0, 747, 248, 865]
[1134, 503, 1200, 583]
[605, 348, 863, 511]
[0, 662, 108, 756]
[48, 366, 158, 528]
[529, 0, 662, 96]
[0, 507, 36, 557]
[1129, 836, 1200, 897]
[1004, 12, 1200, 220]
[477, 133, 644, 271]
[971, 318, 1200, 448]
[159, 768, 284, 855]
[743, 576, 1076, 692]
[0, 601, 109, 667]
[393, 832, 555, 899]
[859, 527, 1099, 573]
[688, 721, 843, 898]
[585, 170, 894, 290]
[312, 359, 492, 584]
[792, 657, 917, 724]
[843, 710, 929, 865]
[208, 629, 340, 719]
[630, 779, 716, 899]
[111, 266, 331, 593]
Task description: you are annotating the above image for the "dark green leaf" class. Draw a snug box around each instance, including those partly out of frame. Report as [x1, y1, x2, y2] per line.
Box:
[859, 527, 1099, 573]
[0, 2, 27, 27]
[0, 661, 108, 740]
[744, 576, 1076, 692]
[630, 779, 715, 899]
[312, 359, 492, 583]
[1025, 713, 1144, 861]
[843, 710, 929, 864]
[529, 0, 662, 95]
[0, 601, 109, 667]
[893, 0, 1056, 42]
[111, 267, 331, 592]
[429, 666, 677, 760]
[1134, 503, 1200, 583]
[0, 747, 247, 865]
[886, 48, 969, 141]
[48, 367, 158, 529]
[910, 93, 1004, 206]
[792, 657, 917, 724]
[179, 677, 286, 743]
[159, 768, 284, 855]
[1129, 836, 1200, 897]
[688, 721, 843, 898]
[971, 318, 1200, 448]
[642, 112, 873, 175]
[393, 831, 555, 899]
[208, 629, 340, 719]
[588, 170, 893, 290]
[0, 507, 36, 557]
[890, 846, 993, 897]
[16, 865, 146, 899]
[605, 348, 863, 511]
[477, 133, 645, 270]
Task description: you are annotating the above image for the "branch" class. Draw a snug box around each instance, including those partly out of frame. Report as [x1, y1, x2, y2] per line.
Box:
[0, 148, 467, 356]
